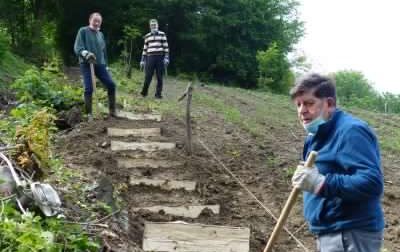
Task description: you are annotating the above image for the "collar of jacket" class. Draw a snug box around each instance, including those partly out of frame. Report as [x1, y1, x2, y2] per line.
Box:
[310, 108, 342, 139]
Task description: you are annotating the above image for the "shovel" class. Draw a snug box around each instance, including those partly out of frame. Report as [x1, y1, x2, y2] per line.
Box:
[263, 151, 317, 252]
[0, 152, 61, 217]
[30, 182, 61, 216]
[89, 59, 99, 117]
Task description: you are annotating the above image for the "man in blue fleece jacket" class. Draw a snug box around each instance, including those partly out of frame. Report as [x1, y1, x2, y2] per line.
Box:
[290, 74, 384, 252]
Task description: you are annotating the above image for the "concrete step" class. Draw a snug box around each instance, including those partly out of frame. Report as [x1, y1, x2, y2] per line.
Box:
[107, 128, 161, 138]
[117, 158, 183, 169]
[132, 205, 220, 218]
[130, 177, 196, 191]
[143, 222, 250, 252]
[117, 111, 161, 122]
[111, 141, 175, 152]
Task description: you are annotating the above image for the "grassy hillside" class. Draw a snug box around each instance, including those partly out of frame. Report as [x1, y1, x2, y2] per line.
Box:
[124, 69, 400, 169]
[115, 69, 399, 251]
[1, 62, 398, 251]
[0, 51, 29, 84]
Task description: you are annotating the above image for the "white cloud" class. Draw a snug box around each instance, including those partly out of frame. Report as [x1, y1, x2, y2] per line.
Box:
[297, 0, 400, 93]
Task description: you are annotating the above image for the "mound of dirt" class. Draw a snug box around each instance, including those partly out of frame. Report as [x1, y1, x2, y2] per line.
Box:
[55, 106, 83, 129]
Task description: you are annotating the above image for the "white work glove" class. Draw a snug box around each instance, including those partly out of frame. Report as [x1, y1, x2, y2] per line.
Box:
[81, 50, 96, 62]
[163, 57, 169, 66]
[292, 163, 325, 194]
[81, 50, 89, 57]
[140, 55, 147, 69]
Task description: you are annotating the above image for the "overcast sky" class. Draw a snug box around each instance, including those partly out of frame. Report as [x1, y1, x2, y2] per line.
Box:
[296, 0, 400, 94]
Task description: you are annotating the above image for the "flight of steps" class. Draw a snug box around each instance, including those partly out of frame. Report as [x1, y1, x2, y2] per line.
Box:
[110, 111, 250, 252]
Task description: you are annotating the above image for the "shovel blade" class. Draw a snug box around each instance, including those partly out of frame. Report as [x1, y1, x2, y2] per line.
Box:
[31, 182, 61, 217]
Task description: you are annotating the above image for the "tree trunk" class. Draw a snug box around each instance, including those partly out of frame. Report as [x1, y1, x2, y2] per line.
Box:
[126, 39, 133, 79]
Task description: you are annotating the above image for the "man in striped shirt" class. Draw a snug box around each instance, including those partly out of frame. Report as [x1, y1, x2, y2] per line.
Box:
[140, 19, 169, 99]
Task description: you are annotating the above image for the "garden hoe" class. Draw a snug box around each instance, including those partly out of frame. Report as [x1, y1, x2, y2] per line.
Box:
[0, 151, 61, 217]
[263, 151, 317, 252]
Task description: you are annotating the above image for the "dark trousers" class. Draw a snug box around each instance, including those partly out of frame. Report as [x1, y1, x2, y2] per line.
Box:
[79, 63, 116, 114]
[142, 55, 164, 97]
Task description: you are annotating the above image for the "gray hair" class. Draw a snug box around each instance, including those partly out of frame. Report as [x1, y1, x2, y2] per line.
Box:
[290, 73, 336, 101]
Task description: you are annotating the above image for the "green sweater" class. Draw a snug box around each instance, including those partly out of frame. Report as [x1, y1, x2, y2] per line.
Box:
[74, 26, 107, 65]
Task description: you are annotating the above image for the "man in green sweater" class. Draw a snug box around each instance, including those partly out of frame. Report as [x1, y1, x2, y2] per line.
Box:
[74, 12, 116, 120]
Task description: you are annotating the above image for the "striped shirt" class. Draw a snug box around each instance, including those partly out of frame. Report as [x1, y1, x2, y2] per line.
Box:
[142, 31, 169, 57]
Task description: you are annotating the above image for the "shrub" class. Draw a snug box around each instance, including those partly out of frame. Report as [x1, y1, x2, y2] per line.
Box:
[11, 68, 82, 111]
[256, 42, 294, 94]
[0, 203, 100, 251]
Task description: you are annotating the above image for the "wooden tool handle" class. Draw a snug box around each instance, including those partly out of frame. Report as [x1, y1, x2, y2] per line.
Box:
[263, 151, 318, 252]
[89, 63, 96, 92]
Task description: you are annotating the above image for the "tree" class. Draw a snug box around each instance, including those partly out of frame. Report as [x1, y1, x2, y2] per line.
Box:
[0, 0, 59, 63]
[54, 0, 303, 87]
[381, 92, 400, 114]
[333, 70, 378, 105]
[331, 70, 400, 114]
[256, 42, 293, 93]
[0, 0, 304, 87]
[120, 25, 141, 78]
[166, 0, 303, 87]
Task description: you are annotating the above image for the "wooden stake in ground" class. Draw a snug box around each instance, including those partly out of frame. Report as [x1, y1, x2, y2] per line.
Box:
[263, 151, 318, 252]
[178, 82, 193, 156]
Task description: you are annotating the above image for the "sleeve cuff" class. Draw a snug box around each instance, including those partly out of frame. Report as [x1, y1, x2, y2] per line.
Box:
[314, 176, 326, 195]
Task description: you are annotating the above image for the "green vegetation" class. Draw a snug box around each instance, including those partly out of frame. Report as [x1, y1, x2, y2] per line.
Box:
[334, 70, 376, 104]
[0, 51, 29, 84]
[194, 92, 260, 137]
[195, 93, 242, 124]
[0, 1, 59, 63]
[256, 42, 294, 93]
[0, 2, 398, 251]
[0, 204, 100, 251]
[11, 68, 82, 111]
[333, 70, 400, 114]
[0, 28, 9, 61]
[15, 108, 56, 170]
[0, 109, 101, 251]
[0, 0, 303, 88]
[0, 52, 103, 250]
[1, 66, 83, 171]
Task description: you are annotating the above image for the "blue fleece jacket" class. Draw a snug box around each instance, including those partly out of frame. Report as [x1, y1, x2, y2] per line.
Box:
[302, 109, 384, 234]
